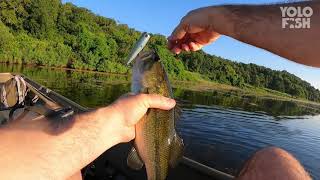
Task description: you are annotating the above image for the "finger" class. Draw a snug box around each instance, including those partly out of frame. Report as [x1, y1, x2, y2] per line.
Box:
[207, 31, 221, 43]
[138, 94, 176, 110]
[169, 21, 205, 41]
[186, 26, 205, 34]
[117, 92, 136, 100]
[189, 42, 203, 51]
[181, 44, 190, 52]
[167, 40, 174, 50]
[172, 47, 182, 54]
[167, 40, 180, 51]
[170, 23, 187, 41]
[192, 31, 221, 45]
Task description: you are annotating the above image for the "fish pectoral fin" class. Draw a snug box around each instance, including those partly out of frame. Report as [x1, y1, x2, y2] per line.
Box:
[169, 133, 184, 168]
[127, 147, 144, 170]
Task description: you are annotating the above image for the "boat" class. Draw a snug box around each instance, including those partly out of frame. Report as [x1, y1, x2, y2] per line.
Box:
[0, 73, 234, 180]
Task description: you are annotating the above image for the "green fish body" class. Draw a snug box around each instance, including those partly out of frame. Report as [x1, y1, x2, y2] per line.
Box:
[127, 51, 184, 180]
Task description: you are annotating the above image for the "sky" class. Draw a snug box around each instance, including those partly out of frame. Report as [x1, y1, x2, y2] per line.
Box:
[63, 0, 320, 89]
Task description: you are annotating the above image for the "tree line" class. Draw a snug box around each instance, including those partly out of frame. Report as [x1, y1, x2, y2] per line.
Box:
[0, 0, 319, 102]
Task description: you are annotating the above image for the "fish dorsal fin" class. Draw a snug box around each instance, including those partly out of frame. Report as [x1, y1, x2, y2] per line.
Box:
[169, 133, 184, 168]
[127, 147, 144, 170]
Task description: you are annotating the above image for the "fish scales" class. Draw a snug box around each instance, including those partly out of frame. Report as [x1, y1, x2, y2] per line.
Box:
[127, 51, 184, 180]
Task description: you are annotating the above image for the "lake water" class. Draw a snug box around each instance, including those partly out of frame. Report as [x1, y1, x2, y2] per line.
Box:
[1, 64, 320, 179]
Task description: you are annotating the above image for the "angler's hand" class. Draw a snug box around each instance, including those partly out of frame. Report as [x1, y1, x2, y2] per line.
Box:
[168, 7, 222, 54]
[108, 94, 176, 143]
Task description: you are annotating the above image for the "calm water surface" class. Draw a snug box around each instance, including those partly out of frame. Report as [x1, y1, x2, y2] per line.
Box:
[1, 64, 320, 178]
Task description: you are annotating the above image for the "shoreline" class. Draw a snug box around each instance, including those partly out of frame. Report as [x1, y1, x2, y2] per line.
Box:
[2, 63, 320, 107]
[172, 80, 320, 107]
[0, 62, 129, 76]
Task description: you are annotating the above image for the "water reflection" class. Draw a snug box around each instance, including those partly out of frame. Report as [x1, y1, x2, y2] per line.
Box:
[0, 64, 320, 178]
[1, 64, 319, 116]
[177, 105, 320, 178]
[176, 90, 320, 116]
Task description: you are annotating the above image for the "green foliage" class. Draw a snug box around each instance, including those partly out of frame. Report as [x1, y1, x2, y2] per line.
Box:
[0, 0, 30, 31]
[155, 45, 185, 79]
[4, 33, 73, 66]
[178, 51, 244, 87]
[23, 0, 60, 39]
[0, 0, 319, 102]
[0, 21, 20, 63]
[96, 61, 128, 74]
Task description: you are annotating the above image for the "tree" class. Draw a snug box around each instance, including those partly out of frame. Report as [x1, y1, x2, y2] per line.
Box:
[0, 0, 319, 102]
[24, 0, 61, 39]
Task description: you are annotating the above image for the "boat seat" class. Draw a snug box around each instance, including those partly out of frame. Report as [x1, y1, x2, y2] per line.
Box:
[0, 74, 72, 125]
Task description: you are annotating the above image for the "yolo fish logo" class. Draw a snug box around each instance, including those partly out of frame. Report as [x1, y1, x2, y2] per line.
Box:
[280, 6, 313, 29]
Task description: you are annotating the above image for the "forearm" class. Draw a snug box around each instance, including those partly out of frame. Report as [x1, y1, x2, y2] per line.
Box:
[208, 1, 320, 67]
[0, 93, 175, 179]
[0, 107, 120, 179]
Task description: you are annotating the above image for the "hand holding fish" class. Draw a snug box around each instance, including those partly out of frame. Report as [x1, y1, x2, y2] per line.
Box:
[108, 93, 176, 143]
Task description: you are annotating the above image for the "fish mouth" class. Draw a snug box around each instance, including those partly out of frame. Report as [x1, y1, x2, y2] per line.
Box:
[139, 50, 160, 62]
[131, 51, 161, 94]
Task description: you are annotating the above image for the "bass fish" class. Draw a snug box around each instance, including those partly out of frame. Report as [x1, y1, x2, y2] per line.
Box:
[127, 51, 184, 180]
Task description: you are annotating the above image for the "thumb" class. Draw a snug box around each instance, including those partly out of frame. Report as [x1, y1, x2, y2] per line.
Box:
[138, 94, 176, 110]
[169, 14, 205, 41]
[169, 23, 187, 41]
